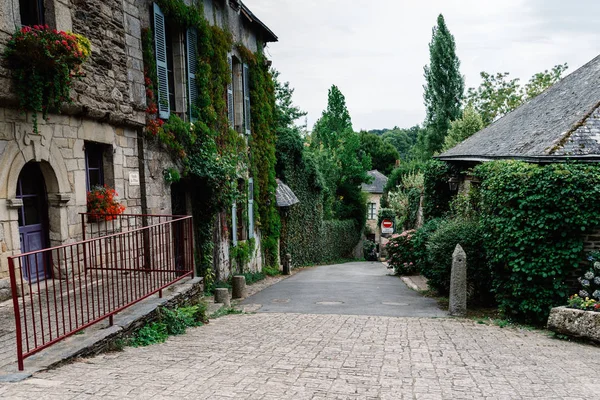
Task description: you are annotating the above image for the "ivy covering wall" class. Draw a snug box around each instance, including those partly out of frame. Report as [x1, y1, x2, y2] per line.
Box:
[475, 161, 600, 324]
[141, 0, 272, 277]
[277, 129, 360, 265]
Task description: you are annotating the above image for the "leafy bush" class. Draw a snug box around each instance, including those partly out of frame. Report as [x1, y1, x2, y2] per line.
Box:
[423, 160, 455, 220]
[425, 218, 491, 304]
[386, 230, 418, 275]
[476, 161, 600, 324]
[263, 265, 280, 277]
[412, 218, 444, 272]
[129, 304, 207, 347]
[363, 239, 377, 261]
[241, 271, 266, 285]
[130, 322, 169, 347]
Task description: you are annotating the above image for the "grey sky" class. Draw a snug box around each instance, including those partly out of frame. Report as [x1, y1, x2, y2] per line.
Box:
[246, 0, 600, 131]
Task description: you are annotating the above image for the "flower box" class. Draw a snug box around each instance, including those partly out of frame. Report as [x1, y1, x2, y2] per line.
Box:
[547, 306, 600, 342]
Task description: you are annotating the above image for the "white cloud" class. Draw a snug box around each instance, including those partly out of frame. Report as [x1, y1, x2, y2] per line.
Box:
[246, 0, 600, 131]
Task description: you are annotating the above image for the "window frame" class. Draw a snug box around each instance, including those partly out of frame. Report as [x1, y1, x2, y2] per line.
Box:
[19, 0, 46, 27]
[367, 202, 376, 220]
[84, 143, 105, 192]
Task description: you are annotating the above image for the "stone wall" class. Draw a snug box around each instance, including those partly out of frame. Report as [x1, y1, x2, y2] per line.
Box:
[365, 192, 382, 241]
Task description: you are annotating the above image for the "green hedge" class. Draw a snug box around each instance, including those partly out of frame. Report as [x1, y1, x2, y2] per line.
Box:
[425, 218, 492, 304]
[322, 220, 360, 262]
[476, 161, 600, 324]
[278, 130, 360, 266]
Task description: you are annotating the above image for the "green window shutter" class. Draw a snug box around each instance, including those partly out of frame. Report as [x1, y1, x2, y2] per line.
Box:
[227, 55, 235, 129]
[248, 178, 254, 239]
[186, 27, 198, 122]
[232, 203, 238, 246]
[153, 3, 170, 119]
[243, 63, 251, 135]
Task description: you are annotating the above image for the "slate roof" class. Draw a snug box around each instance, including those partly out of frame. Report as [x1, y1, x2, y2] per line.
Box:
[438, 54, 600, 162]
[361, 170, 388, 194]
[276, 179, 299, 207]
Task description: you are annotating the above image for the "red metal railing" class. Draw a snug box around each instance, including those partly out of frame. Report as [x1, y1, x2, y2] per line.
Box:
[8, 214, 194, 371]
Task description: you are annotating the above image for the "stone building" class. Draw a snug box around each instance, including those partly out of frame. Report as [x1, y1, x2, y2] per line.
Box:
[361, 170, 388, 243]
[0, 0, 277, 299]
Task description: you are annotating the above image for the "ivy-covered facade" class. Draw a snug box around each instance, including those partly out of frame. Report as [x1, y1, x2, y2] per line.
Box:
[0, 0, 279, 300]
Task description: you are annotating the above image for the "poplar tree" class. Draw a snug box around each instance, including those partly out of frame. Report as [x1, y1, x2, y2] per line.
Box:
[423, 14, 464, 156]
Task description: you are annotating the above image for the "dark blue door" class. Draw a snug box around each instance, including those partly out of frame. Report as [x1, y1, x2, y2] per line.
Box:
[17, 163, 49, 283]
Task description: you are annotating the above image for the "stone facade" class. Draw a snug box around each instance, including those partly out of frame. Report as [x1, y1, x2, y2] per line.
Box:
[0, 0, 276, 298]
[365, 192, 383, 242]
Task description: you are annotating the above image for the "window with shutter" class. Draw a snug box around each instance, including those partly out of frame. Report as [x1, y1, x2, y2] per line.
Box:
[243, 63, 251, 135]
[248, 178, 254, 239]
[227, 55, 235, 128]
[186, 28, 198, 122]
[153, 3, 170, 119]
[232, 203, 238, 246]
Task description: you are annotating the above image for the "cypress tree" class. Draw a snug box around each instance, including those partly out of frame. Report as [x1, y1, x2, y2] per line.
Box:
[423, 14, 464, 156]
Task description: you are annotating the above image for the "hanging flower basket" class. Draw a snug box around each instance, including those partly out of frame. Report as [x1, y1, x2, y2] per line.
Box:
[2, 25, 91, 133]
[87, 185, 126, 222]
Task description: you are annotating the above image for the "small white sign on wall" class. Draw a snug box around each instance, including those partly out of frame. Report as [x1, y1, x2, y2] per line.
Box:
[129, 171, 140, 186]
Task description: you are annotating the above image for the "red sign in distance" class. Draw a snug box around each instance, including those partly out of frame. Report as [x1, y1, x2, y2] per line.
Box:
[382, 219, 393, 228]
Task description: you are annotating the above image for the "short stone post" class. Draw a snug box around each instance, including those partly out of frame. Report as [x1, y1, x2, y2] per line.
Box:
[282, 253, 292, 275]
[449, 244, 467, 317]
[232, 275, 247, 299]
[214, 287, 230, 306]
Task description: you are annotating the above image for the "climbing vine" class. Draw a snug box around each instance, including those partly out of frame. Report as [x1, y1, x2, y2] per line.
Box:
[239, 46, 280, 267]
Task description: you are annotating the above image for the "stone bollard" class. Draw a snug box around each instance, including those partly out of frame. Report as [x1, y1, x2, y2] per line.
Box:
[214, 287, 230, 306]
[282, 253, 292, 275]
[449, 244, 467, 317]
[232, 275, 247, 299]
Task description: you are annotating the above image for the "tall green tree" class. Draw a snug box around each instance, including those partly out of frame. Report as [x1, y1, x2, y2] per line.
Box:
[311, 85, 353, 149]
[423, 14, 464, 156]
[310, 85, 370, 226]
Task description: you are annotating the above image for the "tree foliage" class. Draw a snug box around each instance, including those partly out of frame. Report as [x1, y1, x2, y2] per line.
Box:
[443, 105, 484, 150]
[359, 132, 400, 175]
[466, 64, 568, 126]
[423, 14, 464, 156]
[310, 85, 370, 226]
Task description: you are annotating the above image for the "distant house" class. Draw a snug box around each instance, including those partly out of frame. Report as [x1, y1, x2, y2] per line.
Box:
[361, 170, 388, 242]
[438, 54, 600, 166]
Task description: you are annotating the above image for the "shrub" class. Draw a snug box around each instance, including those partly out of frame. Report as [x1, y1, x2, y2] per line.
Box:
[476, 161, 600, 324]
[425, 218, 491, 304]
[386, 230, 418, 275]
[423, 160, 456, 220]
[412, 218, 444, 272]
[263, 265, 280, 277]
[363, 239, 377, 261]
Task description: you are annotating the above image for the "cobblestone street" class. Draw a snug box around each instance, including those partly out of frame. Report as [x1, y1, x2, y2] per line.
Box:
[1, 312, 599, 399]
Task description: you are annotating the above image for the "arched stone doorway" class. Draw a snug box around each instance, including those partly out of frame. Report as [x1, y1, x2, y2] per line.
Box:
[16, 162, 49, 282]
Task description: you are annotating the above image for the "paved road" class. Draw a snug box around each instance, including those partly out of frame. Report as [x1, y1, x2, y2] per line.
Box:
[2, 262, 600, 399]
[241, 262, 446, 318]
[1, 313, 599, 399]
